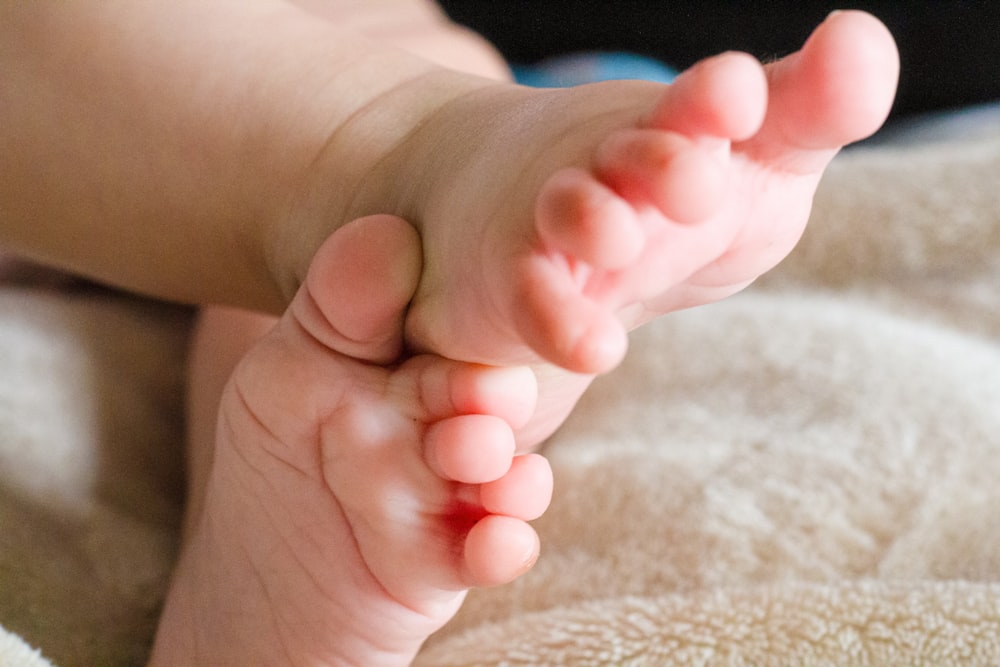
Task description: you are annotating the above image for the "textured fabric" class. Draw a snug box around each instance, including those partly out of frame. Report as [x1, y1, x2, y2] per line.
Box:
[0, 288, 190, 666]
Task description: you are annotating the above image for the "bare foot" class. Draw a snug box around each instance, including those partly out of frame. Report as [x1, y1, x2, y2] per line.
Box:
[277, 10, 899, 446]
[152, 216, 553, 666]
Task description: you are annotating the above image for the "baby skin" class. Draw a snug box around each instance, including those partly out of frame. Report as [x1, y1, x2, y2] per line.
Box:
[155, 216, 552, 665]
[154, 8, 899, 667]
[269, 9, 899, 447]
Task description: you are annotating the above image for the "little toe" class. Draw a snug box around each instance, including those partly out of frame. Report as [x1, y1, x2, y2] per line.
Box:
[514, 255, 629, 374]
[464, 515, 540, 587]
[425, 414, 516, 484]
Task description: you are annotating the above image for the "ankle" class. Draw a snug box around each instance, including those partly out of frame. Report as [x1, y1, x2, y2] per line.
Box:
[266, 62, 498, 305]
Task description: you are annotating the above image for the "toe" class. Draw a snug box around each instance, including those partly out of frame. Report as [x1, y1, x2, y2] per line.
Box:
[425, 415, 516, 484]
[294, 214, 422, 364]
[536, 168, 645, 269]
[480, 453, 553, 521]
[594, 128, 727, 224]
[743, 10, 899, 169]
[514, 255, 629, 374]
[407, 358, 538, 429]
[646, 50, 767, 141]
[463, 515, 540, 587]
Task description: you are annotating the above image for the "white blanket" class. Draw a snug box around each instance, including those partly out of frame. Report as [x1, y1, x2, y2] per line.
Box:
[2, 114, 999, 665]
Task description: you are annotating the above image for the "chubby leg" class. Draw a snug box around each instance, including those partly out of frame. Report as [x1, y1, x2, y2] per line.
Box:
[153, 216, 553, 666]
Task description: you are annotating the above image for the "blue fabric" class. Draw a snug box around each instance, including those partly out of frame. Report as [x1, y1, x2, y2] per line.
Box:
[513, 52, 678, 88]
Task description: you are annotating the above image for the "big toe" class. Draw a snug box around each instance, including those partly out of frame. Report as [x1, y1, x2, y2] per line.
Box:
[294, 214, 422, 364]
[747, 10, 899, 165]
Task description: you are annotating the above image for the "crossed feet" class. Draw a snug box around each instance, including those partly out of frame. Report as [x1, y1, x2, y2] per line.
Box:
[153, 10, 898, 666]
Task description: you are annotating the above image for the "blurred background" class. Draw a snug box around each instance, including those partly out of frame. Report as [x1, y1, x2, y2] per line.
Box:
[437, 1, 1000, 121]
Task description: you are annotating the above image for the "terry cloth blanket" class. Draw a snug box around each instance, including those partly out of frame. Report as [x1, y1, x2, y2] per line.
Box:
[2, 110, 1000, 665]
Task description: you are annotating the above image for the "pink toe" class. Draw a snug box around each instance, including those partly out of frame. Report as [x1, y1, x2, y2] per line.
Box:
[481, 453, 553, 521]
[536, 168, 644, 269]
[595, 128, 727, 224]
[464, 515, 540, 587]
[743, 11, 899, 167]
[408, 358, 538, 428]
[425, 415, 515, 484]
[647, 51, 767, 141]
[296, 214, 421, 364]
[514, 255, 629, 374]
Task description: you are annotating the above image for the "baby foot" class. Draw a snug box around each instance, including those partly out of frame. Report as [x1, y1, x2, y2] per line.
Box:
[408, 11, 897, 368]
[278, 11, 897, 448]
[153, 216, 553, 666]
[409, 11, 898, 444]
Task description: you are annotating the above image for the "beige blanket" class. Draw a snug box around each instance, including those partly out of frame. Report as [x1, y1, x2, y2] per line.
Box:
[2, 116, 999, 665]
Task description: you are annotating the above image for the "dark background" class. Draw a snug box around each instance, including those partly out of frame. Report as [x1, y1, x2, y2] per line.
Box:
[437, 1, 1000, 119]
